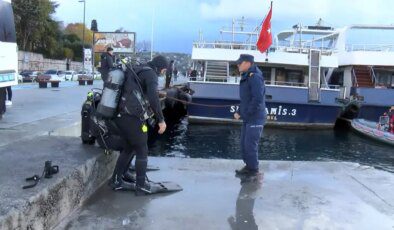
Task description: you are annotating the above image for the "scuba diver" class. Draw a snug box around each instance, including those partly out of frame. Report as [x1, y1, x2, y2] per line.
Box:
[108, 55, 168, 195]
[99, 47, 115, 82]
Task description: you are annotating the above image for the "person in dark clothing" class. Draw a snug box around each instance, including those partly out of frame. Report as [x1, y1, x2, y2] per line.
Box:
[100, 47, 115, 82]
[234, 54, 266, 176]
[190, 69, 198, 81]
[109, 55, 168, 195]
[0, 87, 6, 120]
[389, 106, 394, 134]
[5, 86, 12, 106]
[173, 67, 178, 82]
[165, 60, 174, 88]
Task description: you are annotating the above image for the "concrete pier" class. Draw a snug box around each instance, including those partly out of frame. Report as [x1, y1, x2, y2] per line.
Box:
[56, 158, 394, 230]
[0, 81, 393, 230]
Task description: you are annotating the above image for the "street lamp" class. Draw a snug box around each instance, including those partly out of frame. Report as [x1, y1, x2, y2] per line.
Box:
[79, 0, 86, 71]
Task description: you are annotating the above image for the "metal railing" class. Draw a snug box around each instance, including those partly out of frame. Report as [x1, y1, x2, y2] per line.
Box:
[369, 66, 377, 86]
[326, 84, 341, 90]
[265, 81, 307, 87]
[352, 68, 359, 87]
[193, 42, 257, 50]
[189, 77, 340, 89]
[346, 44, 394, 52]
[193, 42, 335, 56]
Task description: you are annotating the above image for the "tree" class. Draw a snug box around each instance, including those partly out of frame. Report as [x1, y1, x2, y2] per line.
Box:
[64, 48, 74, 59]
[12, 0, 92, 61]
[65, 23, 93, 44]
[12, 0, 60, 53]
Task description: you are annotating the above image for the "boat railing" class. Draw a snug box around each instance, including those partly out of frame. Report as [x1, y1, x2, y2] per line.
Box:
[275, 46, 334, 55]
[326, 84, 341, 90]
[193, 42, 257, 50]
[265, 81, 307, 87]
[346, 44, 394, 52]
[189, 78, 341, 91]
[369, 66, 377, 86]
[193, 41, 334, 55]
[351, 68, 359, 87]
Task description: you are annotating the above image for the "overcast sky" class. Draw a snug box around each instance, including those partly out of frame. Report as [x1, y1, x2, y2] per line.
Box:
[54, 0, 394, 53]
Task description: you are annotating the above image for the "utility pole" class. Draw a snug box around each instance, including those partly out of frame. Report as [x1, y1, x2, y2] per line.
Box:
[150, 7, 155, 60]
[79, 0, 86, 71]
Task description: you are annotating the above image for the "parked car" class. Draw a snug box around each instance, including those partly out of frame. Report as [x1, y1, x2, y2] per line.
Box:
[76, 71, 94, 81]
[36, 70, 65, 82]
[19, 70, 41, 82]
[64, 71, 76, 81]
[93, 71, 101, 80]
[18, 74, 23, 83]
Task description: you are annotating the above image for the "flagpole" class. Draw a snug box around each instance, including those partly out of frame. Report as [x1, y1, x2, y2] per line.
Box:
[259, 1, 273, 26]
[265, 1, 273, 60]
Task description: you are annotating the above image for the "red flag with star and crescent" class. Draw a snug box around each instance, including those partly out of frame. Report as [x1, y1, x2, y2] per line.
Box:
[256, 2, 272, 53]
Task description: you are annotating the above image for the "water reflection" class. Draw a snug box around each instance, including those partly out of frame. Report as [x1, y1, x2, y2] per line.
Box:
[228, 174, 263, 230]
[149, 120, 394, 172]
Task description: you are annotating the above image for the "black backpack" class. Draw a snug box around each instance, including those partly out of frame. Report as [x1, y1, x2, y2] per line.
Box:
[117, 65, 153, 120]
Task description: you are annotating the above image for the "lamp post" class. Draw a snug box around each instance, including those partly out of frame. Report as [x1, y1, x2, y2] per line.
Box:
[79, 0, 86, 71]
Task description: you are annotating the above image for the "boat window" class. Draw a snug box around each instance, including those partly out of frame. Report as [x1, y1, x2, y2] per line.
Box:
[329, 71, 344, 87]
[287, 71, 303, 84]
[0, 0, 16, 43]
[375, 70, 394, 89]
[258, 67, 271, 84]
[229, 64, 240, 77]
[275, 68, 305, 87]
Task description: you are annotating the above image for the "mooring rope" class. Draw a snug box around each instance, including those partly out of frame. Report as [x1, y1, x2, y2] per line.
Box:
[164, 96, 240, 108]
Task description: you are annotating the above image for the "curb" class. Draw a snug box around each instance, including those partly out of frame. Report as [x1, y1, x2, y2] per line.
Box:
[0, 151, 118, 230]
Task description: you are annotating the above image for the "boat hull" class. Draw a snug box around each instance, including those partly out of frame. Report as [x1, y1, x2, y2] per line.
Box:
[357, 105, 391, 122]
[188, 97, 342, 128]
[187, 82, 342, 128]
[351, 119, 394, 146]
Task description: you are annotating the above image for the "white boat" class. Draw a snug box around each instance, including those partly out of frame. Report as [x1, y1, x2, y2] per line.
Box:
[188, 18, 394, 127]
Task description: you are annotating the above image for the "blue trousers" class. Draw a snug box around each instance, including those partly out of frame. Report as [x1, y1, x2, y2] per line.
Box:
[240, 121, 264, 170]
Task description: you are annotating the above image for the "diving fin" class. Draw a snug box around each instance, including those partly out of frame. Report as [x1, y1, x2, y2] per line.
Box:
[135, 181, 183, 196]
[129, 164, 160, 172]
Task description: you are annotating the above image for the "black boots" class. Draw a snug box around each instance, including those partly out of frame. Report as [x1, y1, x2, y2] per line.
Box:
[235, 166, 259, 176]
[108, 174, 136, 191]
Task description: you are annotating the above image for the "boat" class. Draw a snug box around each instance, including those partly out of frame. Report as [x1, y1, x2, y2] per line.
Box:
[351, 118, 394, 146]
[187, 18, 394, 127]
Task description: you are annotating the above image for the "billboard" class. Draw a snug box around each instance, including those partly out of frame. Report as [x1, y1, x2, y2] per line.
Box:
[93, 32, 136, 54]
[84, 48, 92, 71]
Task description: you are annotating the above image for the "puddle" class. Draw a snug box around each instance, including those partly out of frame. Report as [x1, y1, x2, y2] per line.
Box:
[49, 122, 81, 137]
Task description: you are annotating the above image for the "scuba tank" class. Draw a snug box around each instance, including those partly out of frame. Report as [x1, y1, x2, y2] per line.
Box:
[118, 63, 154, 123]
[96, 69, 125, 118]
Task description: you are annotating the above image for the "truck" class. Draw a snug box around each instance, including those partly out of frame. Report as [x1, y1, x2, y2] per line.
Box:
[0, 0, 18, 118]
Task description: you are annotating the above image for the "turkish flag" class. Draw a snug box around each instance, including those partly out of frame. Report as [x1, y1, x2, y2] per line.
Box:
[256, 3, 273, 53]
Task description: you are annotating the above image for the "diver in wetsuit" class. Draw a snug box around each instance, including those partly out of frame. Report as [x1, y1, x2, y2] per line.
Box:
[108, 55, 168, 195]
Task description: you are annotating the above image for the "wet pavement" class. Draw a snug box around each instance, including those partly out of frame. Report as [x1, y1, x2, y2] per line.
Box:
[56, 158, 394, 230]
[1, 78, 393, 229]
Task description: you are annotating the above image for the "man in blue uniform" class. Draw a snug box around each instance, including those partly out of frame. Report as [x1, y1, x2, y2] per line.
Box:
[234, 54, 266, 176]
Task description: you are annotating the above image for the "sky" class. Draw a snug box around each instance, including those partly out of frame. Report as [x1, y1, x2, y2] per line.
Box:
[54, 0, 394, 53]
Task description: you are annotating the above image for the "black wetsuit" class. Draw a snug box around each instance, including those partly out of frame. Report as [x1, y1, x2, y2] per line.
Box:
[111, 63, 164, 187]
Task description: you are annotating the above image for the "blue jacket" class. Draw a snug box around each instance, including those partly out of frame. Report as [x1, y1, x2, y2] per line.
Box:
[239, 65, 266, 123]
